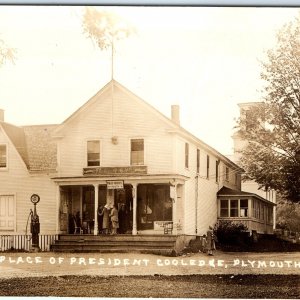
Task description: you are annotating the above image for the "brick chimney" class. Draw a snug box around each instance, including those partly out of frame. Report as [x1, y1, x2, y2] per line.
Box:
[0, 109, 4, 122]
[171, 105, 180, 125]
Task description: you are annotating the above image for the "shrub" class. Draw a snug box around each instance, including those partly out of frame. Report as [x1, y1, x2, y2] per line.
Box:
[214, 220, 248, 245]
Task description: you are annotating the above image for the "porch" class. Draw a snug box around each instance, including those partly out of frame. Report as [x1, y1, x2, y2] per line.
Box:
[217, 187, 276, 235]
[54, 173, 186, 237]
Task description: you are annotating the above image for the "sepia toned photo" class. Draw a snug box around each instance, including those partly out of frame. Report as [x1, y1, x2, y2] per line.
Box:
[0, 4, 299, 298]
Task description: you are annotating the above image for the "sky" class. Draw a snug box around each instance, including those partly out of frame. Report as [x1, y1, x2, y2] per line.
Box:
[0, 6, 299, 155]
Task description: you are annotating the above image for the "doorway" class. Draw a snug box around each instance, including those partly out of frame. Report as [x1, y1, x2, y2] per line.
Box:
[113, 185, 133, 233]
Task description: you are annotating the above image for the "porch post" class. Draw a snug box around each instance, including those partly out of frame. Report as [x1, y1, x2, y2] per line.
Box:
[172, 183, 178, 235]
[93, 184, 99, 235]
[132, 183, 137, 235]
[55, 183, 60, 234]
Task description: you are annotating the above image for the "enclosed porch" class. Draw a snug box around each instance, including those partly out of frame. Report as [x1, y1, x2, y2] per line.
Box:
[217, 187, 276, 235]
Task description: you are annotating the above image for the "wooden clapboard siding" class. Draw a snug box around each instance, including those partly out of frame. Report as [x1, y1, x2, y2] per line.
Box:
[0, 127, 57, 235]
[57, 82, 175, 177]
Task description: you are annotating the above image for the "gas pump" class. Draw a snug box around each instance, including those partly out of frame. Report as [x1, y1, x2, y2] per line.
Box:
[30, 194, 40, 251]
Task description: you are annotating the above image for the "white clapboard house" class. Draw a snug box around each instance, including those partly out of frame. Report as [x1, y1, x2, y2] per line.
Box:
[0, 80, 275, 253]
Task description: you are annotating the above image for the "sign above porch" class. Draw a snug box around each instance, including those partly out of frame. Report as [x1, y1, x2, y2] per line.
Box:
[107, 180, 124, 189]
[83, 166, 147, 176]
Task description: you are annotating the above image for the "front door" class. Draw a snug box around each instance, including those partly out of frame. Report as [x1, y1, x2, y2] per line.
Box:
[113, 185, 133, 234]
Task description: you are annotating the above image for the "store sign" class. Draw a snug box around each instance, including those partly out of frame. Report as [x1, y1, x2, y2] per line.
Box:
[83, 166, 147, 176]
[107, 180, 124, 190]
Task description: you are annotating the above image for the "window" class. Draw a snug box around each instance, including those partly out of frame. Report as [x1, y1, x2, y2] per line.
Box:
[185, 143, 189, 169]
[87, 140, 100, 166]
[260, 203, 264, 220]
[240, 199, 248, 217]
[253, 199, 259, 219]
[131, 139, 144, 165]
[230, 199, 238, 217]
[235, 173, 238, 185]
[216, 160, 219, 183]
[0, 195, 15, 230]
[225, 167, 229, 181]
[268, 207, 273, 224]
[0, 145, 7, 168]
[197, 149, 200, 174]
[219, 199, 249, 218]
[206, 155, 210, 179]
[220, 200, 229, 217]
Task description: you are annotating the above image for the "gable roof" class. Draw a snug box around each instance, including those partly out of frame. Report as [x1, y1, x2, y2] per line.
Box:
[52, 79, 243, 172]
[217, 186, 276, 205]
[1, 122, 29, 168]
[23, 125, 57, 172]
[0, 122, 57, 172]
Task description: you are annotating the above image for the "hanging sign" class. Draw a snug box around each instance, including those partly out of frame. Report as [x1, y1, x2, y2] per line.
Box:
[106, 180, 124, 190]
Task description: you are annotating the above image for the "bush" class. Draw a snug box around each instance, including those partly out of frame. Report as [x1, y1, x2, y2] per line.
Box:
[214, 220, 248, 245]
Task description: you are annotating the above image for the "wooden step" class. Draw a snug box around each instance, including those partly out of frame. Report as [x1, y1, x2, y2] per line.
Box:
[50, 245, 175, 256]
[50, 234, 178, 256]
[58, 234, 177, 242]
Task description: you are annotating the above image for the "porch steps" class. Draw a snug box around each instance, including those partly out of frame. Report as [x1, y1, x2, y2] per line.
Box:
[50, 234, 178, 256]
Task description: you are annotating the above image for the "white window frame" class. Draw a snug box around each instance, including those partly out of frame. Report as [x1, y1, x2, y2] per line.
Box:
[86, 139, 101, 167]
[219, 198, 249, 218]
[196, 149, 200, 174]
[0, 194, 16, 232]
[206, 155, 210, 179]
[225, 167, 230, 181]
[130, 138, 145, 166]
[0, 143, 8, 171]
[184, 142, 189, 169]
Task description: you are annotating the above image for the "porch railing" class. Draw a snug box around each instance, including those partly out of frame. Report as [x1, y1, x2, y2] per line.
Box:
[0, 234, 58, 252]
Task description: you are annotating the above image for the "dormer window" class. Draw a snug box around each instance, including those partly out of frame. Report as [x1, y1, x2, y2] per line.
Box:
[87, 140, 100, 166]
[0, 144, 7, 168]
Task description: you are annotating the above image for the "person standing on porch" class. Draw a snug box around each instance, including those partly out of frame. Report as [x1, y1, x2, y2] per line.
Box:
[102, 204, 110, 234]
[109, 204, 119, 235]
[206, 226, 216, 256]
[97, 205, 104, 234]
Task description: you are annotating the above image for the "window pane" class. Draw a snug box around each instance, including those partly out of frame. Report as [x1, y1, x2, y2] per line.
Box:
[197, 149, 200, 173]
[185, 143, 189, 168]
[220, 200, 228, 217]
[230, 200, 238, 217]
[226, 167, 229, 181]
[206, 155, 210, 178]
[0, 145, 7, 168]
[87, 141, 100, 166]
[131, 139, 144, 165]
[131, 139, 144, 151]
[221, 200, 228, 208]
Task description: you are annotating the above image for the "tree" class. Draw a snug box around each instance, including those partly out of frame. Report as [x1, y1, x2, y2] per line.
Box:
[276, 200, 300, 232]
[82, 7, 136, 78]
[237, 14, 300, 202]
[0, 38, 16, 67]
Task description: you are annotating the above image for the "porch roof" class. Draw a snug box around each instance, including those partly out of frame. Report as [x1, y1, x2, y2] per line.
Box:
[217, 186, 276, 206]
[51, 173, 189, 185]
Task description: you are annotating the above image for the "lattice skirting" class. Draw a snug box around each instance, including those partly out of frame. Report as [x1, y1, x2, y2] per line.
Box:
[0, 234, 58, 252]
